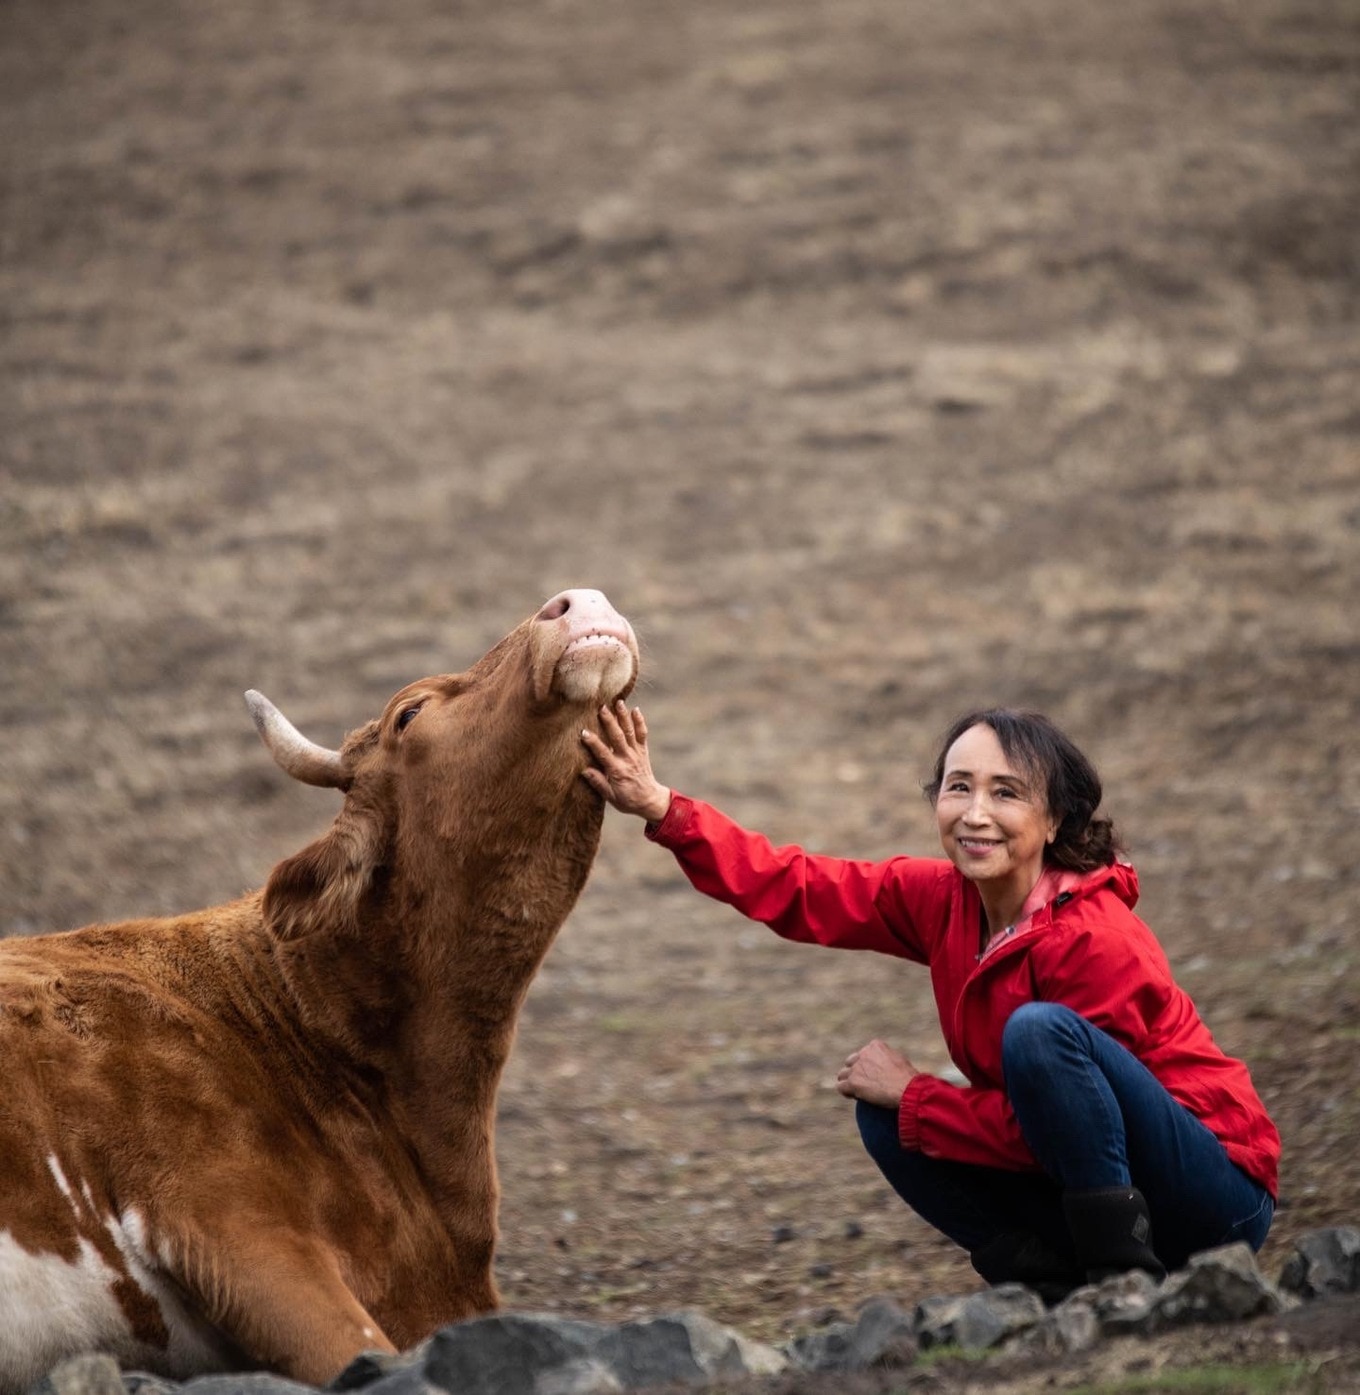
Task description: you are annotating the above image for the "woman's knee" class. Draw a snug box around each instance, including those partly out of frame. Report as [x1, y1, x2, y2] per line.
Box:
[1002, 1001, 1085, 1079]
[1237, 1194, 1275, 1254]
[855, 1098, 902, 1166]
[854, 1098, 949, 1216]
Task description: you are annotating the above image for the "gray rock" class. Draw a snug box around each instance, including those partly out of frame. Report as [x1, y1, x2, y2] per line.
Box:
[1278, 1227, 1360, 1299]
[32, 1356, 128, 1395]
[1001, 1270, 1160, 1350]
[783, 1326, 854, 1372]
[914, 1284, 1044, 1351]
[412, 1309, 782, 1395]
[328, 1349, 423, 1391]
[954, 1285, 1046, 1350]
[846, 1296, 917, 1368]
[597, 1312, 785, 1385]
[784, 1296, 915, 1371]
[345, 1369, 441, 1395]
[1080, 1268, 1162, 1336]
[182, 1377, 321, 1395]
[422, 1315, 604, 1395]
[533, 1359, 622, 1395]
[1154, 1243, 1291, 1328]
[1003, 1299, 1100, 1357]
[912, 1293, 968, 1351]
[123, 1377, 182, 1395]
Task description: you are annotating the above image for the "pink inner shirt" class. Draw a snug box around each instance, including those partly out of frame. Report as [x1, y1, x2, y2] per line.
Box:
[978, 865, 1087, 961]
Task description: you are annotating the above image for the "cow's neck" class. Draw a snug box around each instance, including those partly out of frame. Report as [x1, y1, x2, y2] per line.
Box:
[403, 780, 604, 1085]
[388, 779, 604, 1220]
[259, 731, 604, 1207]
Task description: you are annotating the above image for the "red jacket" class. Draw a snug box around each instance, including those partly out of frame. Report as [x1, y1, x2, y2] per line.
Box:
[648, 794, 1280, 1198]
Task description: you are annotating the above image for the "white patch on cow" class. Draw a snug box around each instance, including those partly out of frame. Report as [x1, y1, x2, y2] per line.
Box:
[0, 1230, 141, 1393]
[44, 1155, 76, 1209]
[0, 1215, 240, 1393]
[104, 1209, 243, 1376]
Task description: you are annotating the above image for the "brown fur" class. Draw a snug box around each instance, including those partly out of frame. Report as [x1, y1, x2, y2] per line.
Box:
[0, 595, 638, 1388]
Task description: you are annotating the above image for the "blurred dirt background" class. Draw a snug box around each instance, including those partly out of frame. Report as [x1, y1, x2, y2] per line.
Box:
[2, 0, 1358, 1385]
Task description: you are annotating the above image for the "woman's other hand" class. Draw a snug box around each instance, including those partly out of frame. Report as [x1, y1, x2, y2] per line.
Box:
[836, 1039, 919, 1108]
[581, 700, 673, 823]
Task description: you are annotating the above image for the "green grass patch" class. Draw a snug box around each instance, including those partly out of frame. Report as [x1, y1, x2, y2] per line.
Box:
[911, 1343, 989, 1366]
[596, 1011, 647, 1033]
[1062, 1362, 1317, 1394]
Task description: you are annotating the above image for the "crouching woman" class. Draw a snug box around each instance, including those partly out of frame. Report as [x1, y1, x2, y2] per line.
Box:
[582, 704, 1279, 1298]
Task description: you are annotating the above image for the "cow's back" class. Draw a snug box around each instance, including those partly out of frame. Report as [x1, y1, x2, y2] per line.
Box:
[0, 902, 477, 1386]
[0, 907, 282, 1387]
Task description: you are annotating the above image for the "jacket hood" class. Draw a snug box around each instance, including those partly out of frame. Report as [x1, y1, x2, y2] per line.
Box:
[1081, 859, 1140, 910]
[1014, 860, 1139, 927]
[973, 860, 1142, 969]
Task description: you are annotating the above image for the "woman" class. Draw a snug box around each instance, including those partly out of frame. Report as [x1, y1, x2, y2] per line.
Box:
[581, 702, 1279, 1298]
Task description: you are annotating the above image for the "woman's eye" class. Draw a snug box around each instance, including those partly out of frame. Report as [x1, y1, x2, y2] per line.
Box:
[396, 704, 422, 732]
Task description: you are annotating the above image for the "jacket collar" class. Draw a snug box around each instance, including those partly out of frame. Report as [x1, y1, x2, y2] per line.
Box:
[1025, 860, 1139, 917]
[972, 860, 1140, 962]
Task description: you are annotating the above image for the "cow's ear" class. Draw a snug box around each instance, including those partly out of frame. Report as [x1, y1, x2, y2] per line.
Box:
[262, 805, 386, 940]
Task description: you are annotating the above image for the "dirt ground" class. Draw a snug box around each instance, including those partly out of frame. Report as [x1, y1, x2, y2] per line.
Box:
[2, 0, 1358, 1388]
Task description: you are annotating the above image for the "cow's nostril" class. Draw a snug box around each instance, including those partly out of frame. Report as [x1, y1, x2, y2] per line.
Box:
[536, 594, 571, 622]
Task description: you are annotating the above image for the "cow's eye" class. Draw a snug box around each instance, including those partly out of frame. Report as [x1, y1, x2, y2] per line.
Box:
[396, 704, 423, 732]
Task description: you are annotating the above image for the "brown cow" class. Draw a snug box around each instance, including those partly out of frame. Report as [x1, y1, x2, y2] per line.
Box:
[0, 589, 639, 1392]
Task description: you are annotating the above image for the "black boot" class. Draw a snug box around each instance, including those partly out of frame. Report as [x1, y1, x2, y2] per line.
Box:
[970, 1230, 1086, 1306]
[1062, 1186, 1167, 1284]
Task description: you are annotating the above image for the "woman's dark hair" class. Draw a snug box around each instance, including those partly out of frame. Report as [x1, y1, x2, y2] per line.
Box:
[923, 708, 1123, 872]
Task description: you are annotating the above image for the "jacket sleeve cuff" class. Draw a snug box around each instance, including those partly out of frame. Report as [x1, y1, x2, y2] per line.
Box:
[645, 791, 690, 844]
[898, 1073, 932, 1152]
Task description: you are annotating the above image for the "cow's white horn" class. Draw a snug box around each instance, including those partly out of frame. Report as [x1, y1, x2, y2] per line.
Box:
[245, 690, 348, 789]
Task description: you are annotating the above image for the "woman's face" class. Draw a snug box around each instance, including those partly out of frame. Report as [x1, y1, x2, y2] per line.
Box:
[935, 723, 1057, 901]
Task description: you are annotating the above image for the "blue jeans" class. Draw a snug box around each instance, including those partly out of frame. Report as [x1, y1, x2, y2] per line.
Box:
[857, 1002, 1274, 1272]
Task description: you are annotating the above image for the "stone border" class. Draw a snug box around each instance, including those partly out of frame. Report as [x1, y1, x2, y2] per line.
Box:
[31, 1227, 1360, 1395]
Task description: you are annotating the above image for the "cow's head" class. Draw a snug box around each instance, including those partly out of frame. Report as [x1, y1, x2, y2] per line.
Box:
[249, 590, 639, 951]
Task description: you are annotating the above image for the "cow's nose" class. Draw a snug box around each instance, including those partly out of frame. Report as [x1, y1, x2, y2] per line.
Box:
[535, 589, 616, 623]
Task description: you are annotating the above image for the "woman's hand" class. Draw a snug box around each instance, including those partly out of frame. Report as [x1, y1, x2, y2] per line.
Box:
[836, 1039, 919, 1109]
[581, 700, 673, 823]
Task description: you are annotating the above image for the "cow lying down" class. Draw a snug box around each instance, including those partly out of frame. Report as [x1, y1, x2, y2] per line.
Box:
[0, 590, 639, 1392]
